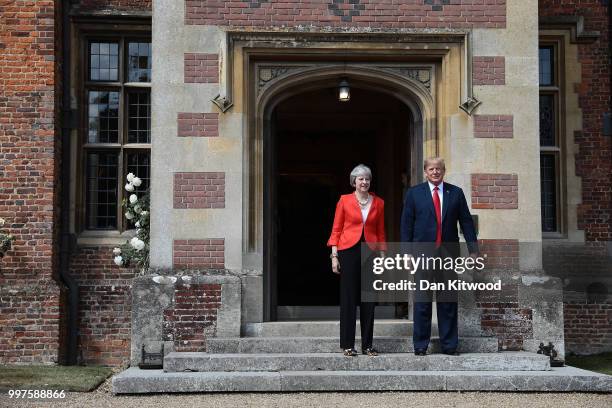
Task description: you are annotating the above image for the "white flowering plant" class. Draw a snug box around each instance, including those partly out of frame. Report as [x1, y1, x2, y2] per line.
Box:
[112, 173, 150, 270]
[0, 217, 15, 258]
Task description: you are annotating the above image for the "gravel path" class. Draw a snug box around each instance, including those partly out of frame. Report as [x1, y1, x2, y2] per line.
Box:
[2, 374, 611, 408]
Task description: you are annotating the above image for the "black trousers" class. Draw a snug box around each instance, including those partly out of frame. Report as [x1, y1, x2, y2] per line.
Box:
[338, 240, 376, 350]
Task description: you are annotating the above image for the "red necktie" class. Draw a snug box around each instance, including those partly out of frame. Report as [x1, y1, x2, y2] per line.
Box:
[433, 186, 442, 247]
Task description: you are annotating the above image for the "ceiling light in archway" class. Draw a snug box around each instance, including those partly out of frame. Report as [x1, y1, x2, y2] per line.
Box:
[338, 78, 350, 102]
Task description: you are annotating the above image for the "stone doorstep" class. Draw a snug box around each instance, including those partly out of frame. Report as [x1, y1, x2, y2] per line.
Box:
[243, 320, 428, 337]
[112, 366, 612, 394]
[206, 336, 498, 354]
[163, 352, 551, 373]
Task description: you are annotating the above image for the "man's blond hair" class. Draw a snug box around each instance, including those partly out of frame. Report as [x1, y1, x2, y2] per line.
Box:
[423, 157, 446, 170]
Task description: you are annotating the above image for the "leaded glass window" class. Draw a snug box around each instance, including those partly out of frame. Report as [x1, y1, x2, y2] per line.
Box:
[83, 35, 151, 231]
[540, 154, 557, 232]
[538, 42, 562, 234]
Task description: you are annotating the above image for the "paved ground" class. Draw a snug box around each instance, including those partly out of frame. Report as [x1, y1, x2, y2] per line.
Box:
[1, 375, 611, 408]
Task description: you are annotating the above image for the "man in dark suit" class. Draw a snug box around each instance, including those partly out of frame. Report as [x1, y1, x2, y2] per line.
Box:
[400, 157, 478, 356]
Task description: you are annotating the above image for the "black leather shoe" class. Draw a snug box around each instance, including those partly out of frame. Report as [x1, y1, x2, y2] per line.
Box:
[414, 349, 427, 356]
[442, 350, 460, 356]
[362, 348, 379, 356]
[343, 348, 358, 357]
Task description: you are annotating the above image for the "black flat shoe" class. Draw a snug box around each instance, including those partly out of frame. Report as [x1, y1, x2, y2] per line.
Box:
[414, 349, 427, 356]
[362, 348, 379, 356]
[343, 348, 358, 357]
[442, 350, 460, 356]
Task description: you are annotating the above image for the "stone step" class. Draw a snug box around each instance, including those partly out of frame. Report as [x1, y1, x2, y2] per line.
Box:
[243, 320, 423, 337]
[206, 336, 498, 354]
[113, 366, 612, 394]
[163, 352, 551, 373]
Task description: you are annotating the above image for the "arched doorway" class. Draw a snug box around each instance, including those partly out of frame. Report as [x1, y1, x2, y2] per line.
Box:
[273, 85, 413, 319]
[257, 68, 434, 320]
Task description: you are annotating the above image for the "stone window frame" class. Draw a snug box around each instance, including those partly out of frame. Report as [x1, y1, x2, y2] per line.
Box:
[72, 19, 152, 243]
[538, 36, 566, 237]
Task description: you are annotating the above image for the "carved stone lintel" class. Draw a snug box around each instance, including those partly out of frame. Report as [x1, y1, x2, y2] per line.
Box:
[459, 96, 482, 116]
[257, 66, 304, 94]
[380, 67, 432, 91]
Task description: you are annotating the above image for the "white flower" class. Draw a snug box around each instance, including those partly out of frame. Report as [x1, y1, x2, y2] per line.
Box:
[134, 205, 142, 214]
[130, 237, 145, 251]
[132, 177, 142, 187]
[126, 173, 135, 182]
[0, 218, 5, 227]
[112, 247, 121, 255]
[141, 211, 148, 217]
[136, 228, 141, 235]
[114, 256, 124, 266]
[129, 194, 138, 204]
[125, 212, 135, 220]
[125, 183, 134, 192]
[135, 221, 141, 228]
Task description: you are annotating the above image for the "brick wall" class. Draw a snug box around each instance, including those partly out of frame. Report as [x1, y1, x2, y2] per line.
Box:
[476, 239, 531, 351]
[540, 0, 611, 242]
[177, 113, 219, 137]
[185, 0, 506, 28]
[564, 301, 612, 355]
[0, 0, 62, 364]
[471, 174, 519, 209]
[0, 284, 62, 364]
[473, 115, 513, 138]
[184, 54, 219, 84]
[173, 239, 225, 269]
[479, 239, 519, 269]
[70, 246, 136, 366]
[539, 0, 611, 355]
[75, 0, 151, 12]
[173, 172, 226, 209]
[473, 56, 505, 85]
[543, 242, 612, 355]
[162, 283, 221, 352]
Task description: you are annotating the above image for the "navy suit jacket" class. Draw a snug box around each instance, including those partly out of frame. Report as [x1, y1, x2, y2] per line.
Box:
[400, 181, 478, 254]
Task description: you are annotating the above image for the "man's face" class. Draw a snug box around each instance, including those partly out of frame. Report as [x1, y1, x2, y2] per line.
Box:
[424, 161, 445, 185]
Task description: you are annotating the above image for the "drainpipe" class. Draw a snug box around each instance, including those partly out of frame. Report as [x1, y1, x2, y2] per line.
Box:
[59, 0, 79, 365]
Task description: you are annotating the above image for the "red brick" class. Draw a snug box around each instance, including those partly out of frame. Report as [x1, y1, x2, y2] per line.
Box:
[184, 1, 506, 28]
[471, 174, 518, 209]
[184, 53, 219, 84]
[174, 172, 226, 209]
[473, 115, 513, 138]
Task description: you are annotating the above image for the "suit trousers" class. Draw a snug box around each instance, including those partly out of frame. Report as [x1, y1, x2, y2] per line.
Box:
[338, 240, 376, 350]
[413, 247, 459, 352]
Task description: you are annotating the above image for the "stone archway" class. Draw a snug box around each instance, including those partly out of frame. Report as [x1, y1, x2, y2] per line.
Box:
[255, 65, 436, 320]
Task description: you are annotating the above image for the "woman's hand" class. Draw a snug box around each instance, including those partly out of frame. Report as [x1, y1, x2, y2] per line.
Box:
[331, 256, 340, 274]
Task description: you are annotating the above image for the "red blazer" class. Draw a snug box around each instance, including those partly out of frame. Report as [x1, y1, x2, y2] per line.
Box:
[327, 193, 387, 251]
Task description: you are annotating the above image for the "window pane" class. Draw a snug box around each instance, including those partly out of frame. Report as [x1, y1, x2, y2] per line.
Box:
[86, 152, 118, 229]
[539, 47, 553, 86]
[89, 41, 119, 81]
[88, 91, 120, 143]
[128, 41, 152, 82]
[539, 94, 556, 146]
[540, 154, 557, 232]
[127, 91, 151, 143]
[126, 151, 151, 192]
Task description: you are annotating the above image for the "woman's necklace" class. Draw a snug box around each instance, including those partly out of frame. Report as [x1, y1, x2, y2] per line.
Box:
[355, 192, 370, 207]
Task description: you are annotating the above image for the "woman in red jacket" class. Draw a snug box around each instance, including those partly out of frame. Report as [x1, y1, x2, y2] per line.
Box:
[327, 164, 387, 357]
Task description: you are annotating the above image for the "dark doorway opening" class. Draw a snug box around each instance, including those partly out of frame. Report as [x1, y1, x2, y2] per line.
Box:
[271, 85, 412, 319]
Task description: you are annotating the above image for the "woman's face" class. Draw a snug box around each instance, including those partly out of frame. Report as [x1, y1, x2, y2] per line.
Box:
[354, 175, 371, 193]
